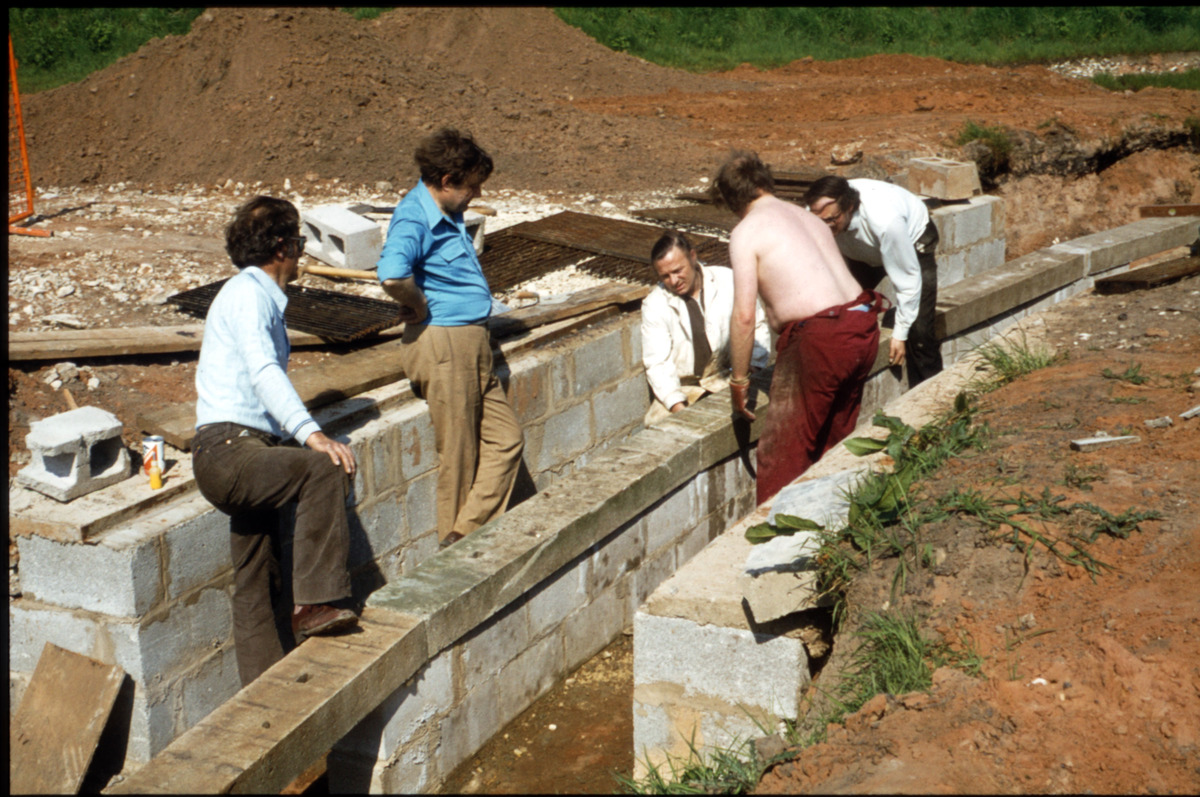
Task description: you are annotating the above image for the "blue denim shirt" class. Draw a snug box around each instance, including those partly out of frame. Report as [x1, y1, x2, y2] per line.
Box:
[194, 266, 319, 444]
[376, 180, 492, 326]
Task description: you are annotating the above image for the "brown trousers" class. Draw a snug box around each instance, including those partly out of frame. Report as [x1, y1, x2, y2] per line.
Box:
[400, 323, 524, 540]
[192, 422, 352, 685]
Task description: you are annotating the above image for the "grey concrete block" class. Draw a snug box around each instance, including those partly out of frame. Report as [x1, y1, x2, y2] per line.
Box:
[645, 481, 697, 555]
[964, 237, 1007, 277]
[574, 327, 630, 395]
[397, 406, 439, 482]
[337, 651, 453, 762]
[593, 375, 650, 442]
[135, 587, 233, 688]
[537, 400, 592, 472]
[180, 646, 240, 730]
[438, 679, 500, 779]
[404, 470, 438, 541]
[936, 248, 1086, 339]
[589, 519, 646, 597]
[459, 602, 531, 685]
[16, 406, 131, 502]
[17, 532, 161, 617]
[908, 157, 981, 200]
[301, 205, 383, 271]
[1051, 216, 1199, 275]
[163, 508, 231, 600]
[506, 356, 552, 425]
[527, 560, 589, 640]
[495, 633, 562, 727]
[563, 580, 629, 671]
[350, 494, 405, 568]
[932, 195, 999, 251]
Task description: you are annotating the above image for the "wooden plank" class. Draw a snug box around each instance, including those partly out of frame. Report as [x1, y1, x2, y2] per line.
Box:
[108, 608, 426, 796]
[10, 643, 126, 795]
[1138, 204, 1200, 218]
[632, 203, 738, 232]
[136, 337, 409, 450]
[136, 283, 648, 449]
[1093, 255, 1200, 294]
[486, 281, 651, 339]
[6, 324, 384, 362]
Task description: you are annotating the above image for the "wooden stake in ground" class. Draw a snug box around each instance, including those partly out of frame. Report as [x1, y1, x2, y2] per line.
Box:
[10, 643, 126, 794]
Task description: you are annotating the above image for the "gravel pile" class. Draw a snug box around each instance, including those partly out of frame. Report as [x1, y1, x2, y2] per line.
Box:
[1048, 52, 1199, 79]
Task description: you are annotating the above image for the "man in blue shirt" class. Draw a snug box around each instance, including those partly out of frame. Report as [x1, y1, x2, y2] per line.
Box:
[378, 128, 524, 547]
[193, 196, 358, 685]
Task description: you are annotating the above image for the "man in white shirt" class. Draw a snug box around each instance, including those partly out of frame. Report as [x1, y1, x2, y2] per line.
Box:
[804, 176, 944, 386]
[640, 230, 770, 426]
[193, 196, 359, 685]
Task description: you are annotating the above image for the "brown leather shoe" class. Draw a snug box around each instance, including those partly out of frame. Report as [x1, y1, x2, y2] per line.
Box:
[439, 531, 465, 549]
[292, 603, 358, 640]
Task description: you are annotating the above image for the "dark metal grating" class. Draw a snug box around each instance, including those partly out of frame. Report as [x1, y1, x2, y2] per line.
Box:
[478, 228, 585, 293]
[167, 279, 405, 342]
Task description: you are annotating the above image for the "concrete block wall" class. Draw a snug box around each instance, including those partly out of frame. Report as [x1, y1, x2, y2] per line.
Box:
[8, 311, 651, 767]
[329, 420, 760, 792]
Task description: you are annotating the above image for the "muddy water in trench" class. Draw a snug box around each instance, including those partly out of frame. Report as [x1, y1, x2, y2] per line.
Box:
[440, 633, 635, 794]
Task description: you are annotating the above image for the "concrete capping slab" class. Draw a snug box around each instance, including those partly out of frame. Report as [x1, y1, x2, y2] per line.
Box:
[1050, 216, 1199, 275]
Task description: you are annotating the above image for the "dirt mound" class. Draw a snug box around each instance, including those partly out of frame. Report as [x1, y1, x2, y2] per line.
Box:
[758, 276, 1200, 795]
[21, 7, 724, 193]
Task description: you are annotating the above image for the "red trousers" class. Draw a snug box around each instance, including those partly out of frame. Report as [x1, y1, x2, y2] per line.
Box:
[756, 291, 883, 505]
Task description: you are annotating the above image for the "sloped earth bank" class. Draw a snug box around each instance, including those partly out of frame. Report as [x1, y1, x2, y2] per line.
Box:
[757, 272, 1200, 795]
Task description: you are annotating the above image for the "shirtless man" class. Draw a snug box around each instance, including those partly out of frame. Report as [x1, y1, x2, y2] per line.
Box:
[716, 151, 884, 504]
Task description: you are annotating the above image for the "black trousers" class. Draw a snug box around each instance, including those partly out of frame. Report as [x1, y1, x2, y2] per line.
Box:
[192, 422, 352, 685]
[845, 221, 944, 388]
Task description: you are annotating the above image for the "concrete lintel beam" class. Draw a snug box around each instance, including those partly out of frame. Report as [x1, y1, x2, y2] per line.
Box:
[1051, 216, 1199, 275]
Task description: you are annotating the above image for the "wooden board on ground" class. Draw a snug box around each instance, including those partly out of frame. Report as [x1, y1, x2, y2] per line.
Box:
[1137, 204, 1200, 218]
[6, 323, 390, 361]
[632, 204, 738, 233]
[487, 281, 651, 339]
[10, 643, 126, 795]
[1094, 256, 1200, 294]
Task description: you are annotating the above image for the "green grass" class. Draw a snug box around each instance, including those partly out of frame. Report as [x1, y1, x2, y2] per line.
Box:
[618, 735, 767, 794]
[971, 332, 1063, 393]
[555, 7, 1200, 72]
[1103, 362, 1150, 385]
[1092, 69, 1200, 92]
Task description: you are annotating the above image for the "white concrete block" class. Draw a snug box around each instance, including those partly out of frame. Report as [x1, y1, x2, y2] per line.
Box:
[933, 196, 999, 251]
[301, 205, 383, 270]
[16, 406, 131, 501]
[496, 633, 562, 725]
[908, 157, 981, 200]
[438, 680, 500, 778]
[964, 237, 1007, 277]
[633, 612, 809, 718]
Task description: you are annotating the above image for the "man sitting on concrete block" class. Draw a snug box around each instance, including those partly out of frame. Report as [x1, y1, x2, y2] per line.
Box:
[718, 152, 884, 505]
[193, 196, 359, 686]
[640, 230, 771, 426]
[804, 176, 944, 386]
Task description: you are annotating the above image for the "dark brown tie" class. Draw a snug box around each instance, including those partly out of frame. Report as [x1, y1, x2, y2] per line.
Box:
[683, 295, 711, 377]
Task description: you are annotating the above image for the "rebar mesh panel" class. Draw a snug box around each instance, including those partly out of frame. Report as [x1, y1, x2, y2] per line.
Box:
[632, 204, 738, 234]
[478, 228, 586, 293]
[168, 280, 404, 342]
[575, 234, 730, 285]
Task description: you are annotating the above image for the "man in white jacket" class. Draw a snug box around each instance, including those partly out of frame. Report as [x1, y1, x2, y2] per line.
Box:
[640, 230, 770, 425]
[804, 176, 944, 386]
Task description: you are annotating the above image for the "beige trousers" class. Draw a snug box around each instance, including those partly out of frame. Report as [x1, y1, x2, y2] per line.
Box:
[400, 323, 524, 540]
[643, 363, 732, 428]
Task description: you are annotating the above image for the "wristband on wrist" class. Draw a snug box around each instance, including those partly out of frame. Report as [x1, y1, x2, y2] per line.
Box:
[729, 374, 750, 387]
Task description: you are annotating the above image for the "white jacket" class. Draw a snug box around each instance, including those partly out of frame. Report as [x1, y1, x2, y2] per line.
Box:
[835, 178, 930, 341]
[640, 263, 771, 411]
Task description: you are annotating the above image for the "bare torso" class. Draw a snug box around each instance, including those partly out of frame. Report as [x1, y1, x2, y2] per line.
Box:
[729, 194, 862, 332]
